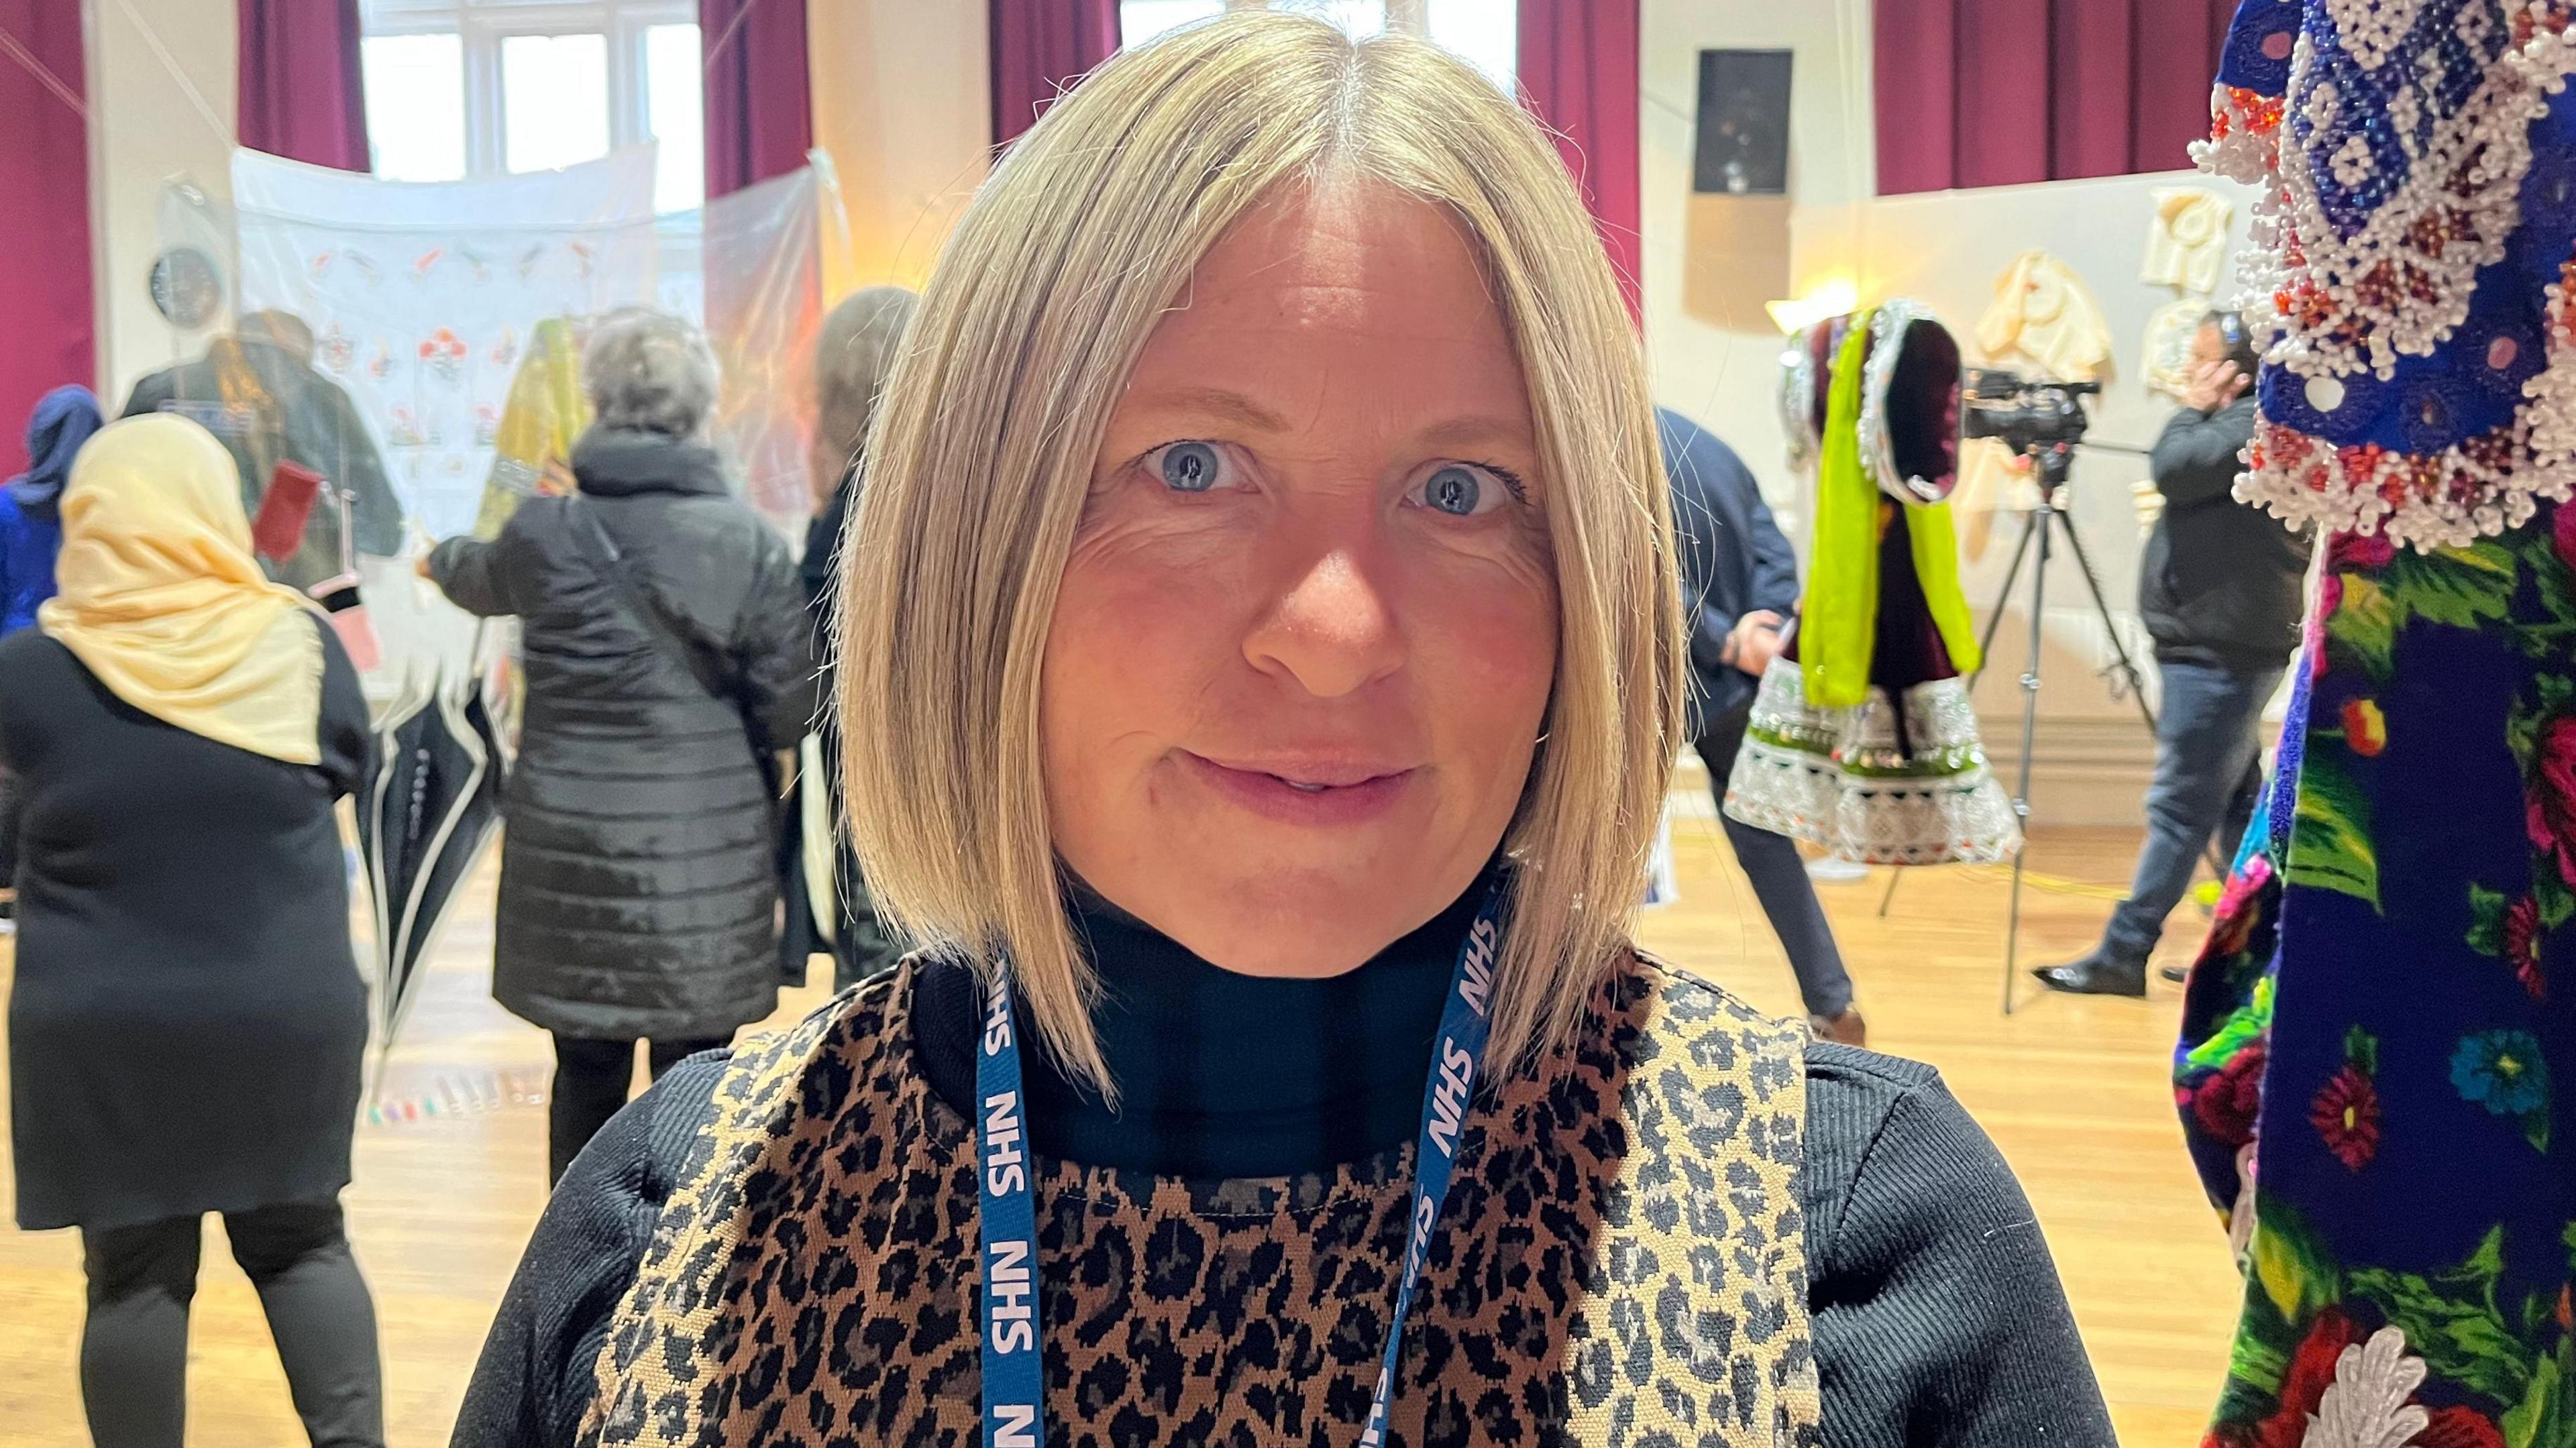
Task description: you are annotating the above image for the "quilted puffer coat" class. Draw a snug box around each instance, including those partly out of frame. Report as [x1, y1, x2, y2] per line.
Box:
[429, 428, 816, 1040]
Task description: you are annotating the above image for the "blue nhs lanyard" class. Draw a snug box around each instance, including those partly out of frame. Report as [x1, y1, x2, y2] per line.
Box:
[973, 889, 1507, 1448]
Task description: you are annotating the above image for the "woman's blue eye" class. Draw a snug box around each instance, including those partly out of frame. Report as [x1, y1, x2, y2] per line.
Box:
[1423, 465, 1495, 516]
[1159, 441, 1221, 492]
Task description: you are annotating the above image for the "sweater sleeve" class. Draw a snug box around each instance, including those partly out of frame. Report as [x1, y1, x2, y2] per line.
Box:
[2150, 399, 2256, 508]
[429, 526, 526, 620]
[1801, 1045, 2114, 1448]
[1745, 483, 1801, 618]
[313, 615, 374, 801]
[449, 1052, 731, 1448]
[733, 533, 822, 755]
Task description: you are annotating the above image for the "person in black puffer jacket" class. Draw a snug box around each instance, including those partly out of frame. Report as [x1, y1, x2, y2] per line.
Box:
[2038, 311, 2311, 997]
[424, 309, 817, 1182]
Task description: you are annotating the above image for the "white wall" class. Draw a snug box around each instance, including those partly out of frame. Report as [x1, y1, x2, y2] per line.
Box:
[85, 0, 240, 410]
[1642, 0, 2265, 819]
[807, 0, 990, 302]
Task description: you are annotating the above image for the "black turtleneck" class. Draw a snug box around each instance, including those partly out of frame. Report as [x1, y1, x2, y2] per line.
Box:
[912, 879, 1489, 1180]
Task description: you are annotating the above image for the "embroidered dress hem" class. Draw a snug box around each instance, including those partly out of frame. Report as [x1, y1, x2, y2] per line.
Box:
[1724, 657, 2022, 867]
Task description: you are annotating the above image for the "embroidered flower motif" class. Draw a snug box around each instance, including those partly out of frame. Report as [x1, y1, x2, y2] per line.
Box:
[2310, 1064, 2382, 1170]
[2524, 716, 2576, 887]
[2450, 1029, 2550, 1118]
[2301, 1324, 2428, 1448]
[2329, 529, 2399, 573]
[2197, 1041, 2269, 1149]
[2342, 699, 2387, 757]
[2555, 494, 2576, 575]
[2248, 1308, 2361, 1448]
[2502, 892, 2547, 1000]
[2412, 1405, 2510, 1448]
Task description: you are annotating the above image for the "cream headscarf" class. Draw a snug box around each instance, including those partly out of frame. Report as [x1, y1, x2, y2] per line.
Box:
[38, 414, 326, 765]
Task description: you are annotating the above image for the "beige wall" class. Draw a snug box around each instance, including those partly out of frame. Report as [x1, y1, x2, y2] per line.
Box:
[85, 0, 240, 410]
[807, 0, 991, 304]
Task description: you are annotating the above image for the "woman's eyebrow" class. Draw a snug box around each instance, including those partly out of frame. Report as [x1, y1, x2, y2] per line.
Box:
[1122, 385, 1292, 433]
[1416, 416, 1537, 455]
[1123, 387, 1532, 457]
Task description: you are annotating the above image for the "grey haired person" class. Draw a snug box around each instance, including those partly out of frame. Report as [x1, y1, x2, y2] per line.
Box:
[421, 308, 818, 1182]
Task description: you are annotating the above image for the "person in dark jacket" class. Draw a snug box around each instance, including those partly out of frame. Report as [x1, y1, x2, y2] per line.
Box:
[121, 311, 403, 592]
[1662, 406, 1864, 1042]
[423, 309, 818, 1183]
[0, 414, 382, 1448]
[2039, 311, 2310, 996]
[782, 285, 916, 989]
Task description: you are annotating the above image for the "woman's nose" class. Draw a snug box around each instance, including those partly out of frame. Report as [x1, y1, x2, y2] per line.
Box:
[1241, 543, 1405, 700]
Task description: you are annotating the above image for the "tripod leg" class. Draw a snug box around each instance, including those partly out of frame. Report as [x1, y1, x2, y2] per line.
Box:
[1878, 865, 1902, 917]
[2053, 511, 2159, 736]
[2002, 500, 2053, 1016]
[1973, 512, 2038, 688]
[2053, 510, 2231, 880]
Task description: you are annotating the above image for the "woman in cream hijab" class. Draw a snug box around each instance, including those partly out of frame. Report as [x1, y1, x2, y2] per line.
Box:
[0, 414, 384, 1448]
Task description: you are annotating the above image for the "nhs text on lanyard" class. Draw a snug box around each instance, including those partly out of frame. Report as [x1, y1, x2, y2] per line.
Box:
[973, 890, 1507, 1448]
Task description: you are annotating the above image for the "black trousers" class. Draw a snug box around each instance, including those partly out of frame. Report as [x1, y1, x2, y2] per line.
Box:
[78, 1201, 383, 1448]
[1695, 704, 1858, 1019]
[549, 1034, 728, 1185]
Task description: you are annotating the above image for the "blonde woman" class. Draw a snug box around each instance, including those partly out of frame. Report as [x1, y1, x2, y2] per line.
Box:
[454, 15, 2109, 1445]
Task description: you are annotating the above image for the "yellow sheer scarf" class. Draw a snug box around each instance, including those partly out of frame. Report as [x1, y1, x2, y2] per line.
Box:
[1802, 313, 1982, 708]
[38, 415, 326, 765]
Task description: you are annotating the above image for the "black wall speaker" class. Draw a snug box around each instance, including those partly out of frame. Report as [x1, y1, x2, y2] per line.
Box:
[1694, 50, 1794, 196]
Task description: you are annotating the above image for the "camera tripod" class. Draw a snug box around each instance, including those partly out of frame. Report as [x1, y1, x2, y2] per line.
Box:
[1864, 435, 2181, 1009]
[1968, 440, 2162, 1012]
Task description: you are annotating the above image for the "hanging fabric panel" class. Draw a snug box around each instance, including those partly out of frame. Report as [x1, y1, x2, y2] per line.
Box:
[237, 0, 368, 171]
[702, 0, 813, 199]
[1515, 0, 1642, 319]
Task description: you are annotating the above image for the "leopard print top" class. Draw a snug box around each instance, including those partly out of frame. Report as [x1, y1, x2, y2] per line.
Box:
[580, 954, 1821, 1447]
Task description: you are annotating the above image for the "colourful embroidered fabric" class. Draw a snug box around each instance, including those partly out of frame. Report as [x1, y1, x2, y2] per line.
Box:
[2178, 13, 2576, 1437]
[2201, 0, 2576, 548]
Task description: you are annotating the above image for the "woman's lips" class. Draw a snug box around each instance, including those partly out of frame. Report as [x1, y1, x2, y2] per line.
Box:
[1178, 751, 1418, 826]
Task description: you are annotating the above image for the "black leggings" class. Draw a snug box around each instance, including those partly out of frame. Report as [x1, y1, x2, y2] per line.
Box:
[549, 1034, 727, 1184]
[79, 1200, 382, 1448]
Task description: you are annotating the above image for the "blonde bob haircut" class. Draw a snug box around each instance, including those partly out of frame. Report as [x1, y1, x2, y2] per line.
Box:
[838, 9, 1683, 1091]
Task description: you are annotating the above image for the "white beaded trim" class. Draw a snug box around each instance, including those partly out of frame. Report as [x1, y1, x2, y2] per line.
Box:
[2191, 84, 2281, 186]
[2261, 16, 2576, 383]
[1777, 327, 1823, 477]
[1855, 298, 1953, 505]
[2206, 3, 2576, 551]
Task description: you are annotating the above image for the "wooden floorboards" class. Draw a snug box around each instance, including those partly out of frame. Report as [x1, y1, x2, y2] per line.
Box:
[0, 816, 2241, 1445]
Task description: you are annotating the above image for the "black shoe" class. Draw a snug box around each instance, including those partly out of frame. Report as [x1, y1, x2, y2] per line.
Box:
[2032, 947, 2148, 998]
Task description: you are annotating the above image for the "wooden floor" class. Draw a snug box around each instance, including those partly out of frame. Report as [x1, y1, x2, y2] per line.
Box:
[0, 810, 2243, 1445]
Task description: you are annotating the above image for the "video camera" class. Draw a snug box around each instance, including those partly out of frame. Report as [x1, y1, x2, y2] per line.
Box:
[1961, 368, 2100, 455]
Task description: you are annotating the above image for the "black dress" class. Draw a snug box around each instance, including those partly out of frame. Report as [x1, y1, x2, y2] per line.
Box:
[0, 614, 372, 1232]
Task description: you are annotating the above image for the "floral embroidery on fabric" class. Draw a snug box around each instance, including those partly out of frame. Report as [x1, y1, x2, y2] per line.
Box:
[2173, 465, 2573, 1441]
[2450, 1029, 2553, 1148]
[2309, 1028, 2384, 1172]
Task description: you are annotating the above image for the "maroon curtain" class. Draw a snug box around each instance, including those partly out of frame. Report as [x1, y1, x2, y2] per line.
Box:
[0, 1, 91, 473]
[1874, 0, 2237, 195]
[237, 0, 369, 170]
[702, 0, 812, 199]
[989, 0, 1120, 148]
[1517, 0, 1642, 319]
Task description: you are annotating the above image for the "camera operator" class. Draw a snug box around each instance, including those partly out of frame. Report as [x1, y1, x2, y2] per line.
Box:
[1662, 406, 1864, 1044]
[2037, 311, 2308, 997]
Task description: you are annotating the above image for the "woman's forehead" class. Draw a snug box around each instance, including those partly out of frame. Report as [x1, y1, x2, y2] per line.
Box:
[1162, 182, 1505, 345]
[1116, 183, 1534, 449]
